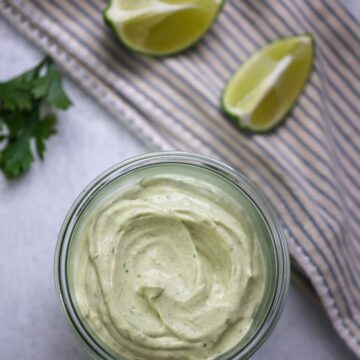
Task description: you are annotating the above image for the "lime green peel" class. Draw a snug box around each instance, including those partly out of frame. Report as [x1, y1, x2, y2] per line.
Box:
[221, 34, 315, 133]
[104, 0, 224, 56]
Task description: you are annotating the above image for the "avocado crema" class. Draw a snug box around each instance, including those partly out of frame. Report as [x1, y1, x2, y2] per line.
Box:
[73, 175, 265, 360]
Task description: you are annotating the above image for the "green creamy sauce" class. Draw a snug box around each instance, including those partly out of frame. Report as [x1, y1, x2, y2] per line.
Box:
[73, 175, 265, 360]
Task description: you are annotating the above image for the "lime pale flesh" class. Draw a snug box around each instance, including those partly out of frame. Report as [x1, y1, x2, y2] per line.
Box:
[104, 0, 223, 56]
[222, 34, 315, 132]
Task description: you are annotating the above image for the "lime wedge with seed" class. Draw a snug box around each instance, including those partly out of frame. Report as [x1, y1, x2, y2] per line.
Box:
[104, 0, 223, 56]
[221, 34, 315, 133]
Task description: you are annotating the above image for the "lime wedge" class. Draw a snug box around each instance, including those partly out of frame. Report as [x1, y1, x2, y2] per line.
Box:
[104, 0, 223, 56]
[221, 34, 315, 133]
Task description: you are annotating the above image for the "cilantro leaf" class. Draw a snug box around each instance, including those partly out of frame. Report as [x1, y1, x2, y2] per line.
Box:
[0, 81, 33, 111]
[32, 61, 72, 110]
[0, 57, 44, 111]
[0, 131, 34, 179]
[34, 114, 57, 160]
[0, 57, 72, 179]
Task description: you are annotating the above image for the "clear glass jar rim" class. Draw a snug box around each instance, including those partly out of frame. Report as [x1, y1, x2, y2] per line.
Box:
[55, 151, 290, 360]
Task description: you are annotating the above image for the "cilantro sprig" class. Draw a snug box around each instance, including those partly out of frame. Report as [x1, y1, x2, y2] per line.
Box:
[0, 57, 72, 179]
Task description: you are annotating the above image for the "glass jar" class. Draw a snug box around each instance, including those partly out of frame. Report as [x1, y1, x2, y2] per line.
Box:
[55, 151, 290, 360]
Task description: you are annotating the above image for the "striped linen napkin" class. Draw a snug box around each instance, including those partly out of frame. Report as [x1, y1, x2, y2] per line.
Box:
[1, 0, 359, 356]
